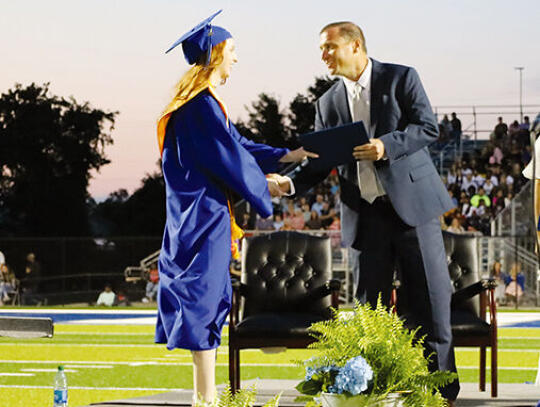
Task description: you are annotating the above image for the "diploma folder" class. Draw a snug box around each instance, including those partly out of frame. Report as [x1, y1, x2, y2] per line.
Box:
[299, 121, 369, 171]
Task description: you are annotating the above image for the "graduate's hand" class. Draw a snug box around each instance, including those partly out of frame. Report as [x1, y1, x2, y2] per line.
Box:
[279, 147, 319, 163]
[267, 178, 284, 197]
[353, 139, 385, 161]
[267, 173, 291, 194]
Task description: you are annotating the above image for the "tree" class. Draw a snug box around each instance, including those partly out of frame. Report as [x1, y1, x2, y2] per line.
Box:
[245, 93, 290, 148]
[288, 76, 338, 139]
[90, 161, 166, 236]
[0, 83, 116, 236]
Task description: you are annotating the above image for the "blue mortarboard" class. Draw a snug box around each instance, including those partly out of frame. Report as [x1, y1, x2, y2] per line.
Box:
[165, 10, 232, 65]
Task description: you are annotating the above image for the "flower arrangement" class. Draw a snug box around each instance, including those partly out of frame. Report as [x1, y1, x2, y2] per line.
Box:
[296, 299, 457, 407]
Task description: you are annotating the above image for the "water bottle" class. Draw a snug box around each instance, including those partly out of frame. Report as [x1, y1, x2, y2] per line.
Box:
[53, 365, 68, 407]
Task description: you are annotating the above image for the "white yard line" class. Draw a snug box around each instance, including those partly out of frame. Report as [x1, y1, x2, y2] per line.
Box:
[0, 310, 157, 315]
[0, 373, 34, 377]
[64, 364, 114, 369]
[499, 336, 540, 339]
[20, 368, 77, 373]
[0, 384, 176, 391]
[54, 332, 153, 336]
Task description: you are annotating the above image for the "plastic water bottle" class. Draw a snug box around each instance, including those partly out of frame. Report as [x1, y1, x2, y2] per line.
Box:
[53, 365, 68, 407]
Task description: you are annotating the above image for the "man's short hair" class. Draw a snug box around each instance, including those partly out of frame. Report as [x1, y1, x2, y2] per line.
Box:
[320, 22, 367, 53]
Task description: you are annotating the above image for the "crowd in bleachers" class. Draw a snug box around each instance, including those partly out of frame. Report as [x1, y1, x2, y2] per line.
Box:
[441, 116, 533, 235]
[243, 171, 342, 233]
[248, 115, 534, 237]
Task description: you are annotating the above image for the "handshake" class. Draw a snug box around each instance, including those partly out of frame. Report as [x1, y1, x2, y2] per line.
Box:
[266, 173, 292, 198]
[264, 146, 318, 198]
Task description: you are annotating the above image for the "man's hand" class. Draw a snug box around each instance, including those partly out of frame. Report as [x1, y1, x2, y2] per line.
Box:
[267, 177, 284, 197]
[279, 147, 319, 163]
[266, 173, 291, 194]
[353, 139, 385, 161]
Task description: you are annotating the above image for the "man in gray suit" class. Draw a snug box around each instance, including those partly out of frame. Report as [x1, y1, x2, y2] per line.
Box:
[286, 21, 459, 403]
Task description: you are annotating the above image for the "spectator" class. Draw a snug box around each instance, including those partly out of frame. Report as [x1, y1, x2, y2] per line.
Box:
[508, 120, 520, 138]
[97, 284, 115, 306]
[289, 208, 306, 230]
[472, 170, 485, 188]
[451, 112, 462, 147]
[476, 200, 487, 216]
[21, 253, 42, 306]
[471, 187, 490, 208]
[0, 251, 4, 268]
[493, 117, 508, 141]
[520, 116, 530, 132]
[500, 170, 513, 186]
[305, 211, 323, 230]
[511, 163, 526, 193]
[521, 145, 532, 166]
[489, 144, 503, 165]
[488, 168, 500, 186]
[448, 189, 458, 207]
[504, 192, 513, 208]
[311, 194, 324, 216]
[142, 267, 159, 303]
[446, 166, 460, 185]
[255, 214, 274, 230]
[461, 172, 477, 192]
[440, 114, 452, 139]
[504, 263, 525, 305]
[115, 290, 130, 306]
[273, 213, 284, 230]
[0, 264, 18, 306]
[447, 217, 464, 234]
[490, 261, 507, 305]
[283, 200, 296, 218]
[483, 178, 495, 195]
[281, 217, 293, 231]
[301, 203, 311, 222]
[327, 215, 341, 248]
[492, 189, 505, 207]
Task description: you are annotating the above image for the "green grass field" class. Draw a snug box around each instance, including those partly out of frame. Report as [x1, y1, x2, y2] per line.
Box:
[0, 325, 538, 407]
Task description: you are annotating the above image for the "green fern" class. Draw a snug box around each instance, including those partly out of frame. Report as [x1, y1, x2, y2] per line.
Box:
[196, 385, 281, 407]
[301, 299, 457, 406]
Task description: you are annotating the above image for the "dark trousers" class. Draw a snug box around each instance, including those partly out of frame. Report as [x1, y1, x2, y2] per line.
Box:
[352, 196, 460, 400]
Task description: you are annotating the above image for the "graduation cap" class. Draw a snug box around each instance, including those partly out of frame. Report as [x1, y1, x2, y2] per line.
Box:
[165, 9, 232, 65]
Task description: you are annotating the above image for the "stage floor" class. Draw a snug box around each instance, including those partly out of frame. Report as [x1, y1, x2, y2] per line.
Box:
[86, 380, 540, 407]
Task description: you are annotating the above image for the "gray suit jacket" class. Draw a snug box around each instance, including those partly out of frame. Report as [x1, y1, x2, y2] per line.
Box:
[294, 58, 454, 246]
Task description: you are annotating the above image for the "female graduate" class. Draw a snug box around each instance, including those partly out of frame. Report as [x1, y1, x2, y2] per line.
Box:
[155, 11, 314, 404]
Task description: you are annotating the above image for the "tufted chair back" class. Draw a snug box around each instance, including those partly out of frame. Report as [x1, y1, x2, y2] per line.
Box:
[241, 231, 333, 319]
[443, 231, 481, 316]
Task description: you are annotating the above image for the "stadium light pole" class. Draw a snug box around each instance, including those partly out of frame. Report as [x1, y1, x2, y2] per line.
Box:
[514, 66, 524, 122]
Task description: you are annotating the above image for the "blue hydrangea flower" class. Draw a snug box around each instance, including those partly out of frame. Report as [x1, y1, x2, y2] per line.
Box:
[304, 364, 338, 381]
[330, 356, 373, 395]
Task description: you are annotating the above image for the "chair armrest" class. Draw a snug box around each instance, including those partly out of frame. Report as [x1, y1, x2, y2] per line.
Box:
[451, 278, 496, 307]
[230, 281, 244, 332]
[308, 279, 341, 308]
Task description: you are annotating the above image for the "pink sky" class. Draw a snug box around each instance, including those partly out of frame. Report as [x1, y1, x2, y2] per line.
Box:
[1, 0, 539, 199]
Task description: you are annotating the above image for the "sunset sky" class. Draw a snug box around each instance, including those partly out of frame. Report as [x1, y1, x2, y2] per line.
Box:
[1, 0, 539, 199]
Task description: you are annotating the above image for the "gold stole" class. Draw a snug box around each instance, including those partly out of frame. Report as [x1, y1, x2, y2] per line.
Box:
[157, 85, 244, 260]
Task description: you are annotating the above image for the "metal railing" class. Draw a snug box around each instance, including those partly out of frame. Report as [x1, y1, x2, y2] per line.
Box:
[491, 181, 534, 237]
[433, 104, 540, 142]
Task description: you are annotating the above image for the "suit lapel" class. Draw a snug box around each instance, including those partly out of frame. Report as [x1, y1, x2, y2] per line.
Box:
[333, 79, 352, 124]
[370, 58, 382, 137]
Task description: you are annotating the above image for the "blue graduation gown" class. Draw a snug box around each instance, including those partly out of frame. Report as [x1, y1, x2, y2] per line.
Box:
[155, 89, 288, 350]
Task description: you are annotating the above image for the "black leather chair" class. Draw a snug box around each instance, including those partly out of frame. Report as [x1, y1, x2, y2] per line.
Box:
[394, 231, 498, 397]
[443, 231, 498, 397]
[228, 231, 341, 392]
